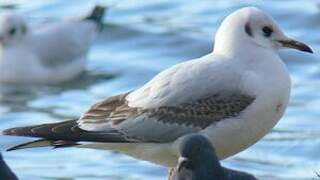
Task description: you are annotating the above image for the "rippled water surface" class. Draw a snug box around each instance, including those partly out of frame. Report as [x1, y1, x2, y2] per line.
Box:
[0, 0, 320, 179]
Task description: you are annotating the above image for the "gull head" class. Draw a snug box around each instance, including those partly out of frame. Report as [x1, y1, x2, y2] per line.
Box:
[214, 7, 312, 55]
[0, 11, 28, 47]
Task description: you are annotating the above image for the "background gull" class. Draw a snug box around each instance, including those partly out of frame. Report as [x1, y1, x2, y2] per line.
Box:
[168, 134, 257, 180]
[0, 5, 105, 84]
[3, 6, 313, 169]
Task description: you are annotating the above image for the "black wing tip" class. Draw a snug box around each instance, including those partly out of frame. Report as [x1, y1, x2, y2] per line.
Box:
[5, 139, 46, 152]
[2, 126, 34, 137]
[2, 119, 137, 147]
[6, 146, 21, 152]
[5, 139, 81, 152]
[92, 5, 106, 12]
[85, 5, 106, 25]
[2, 128, 17, 136]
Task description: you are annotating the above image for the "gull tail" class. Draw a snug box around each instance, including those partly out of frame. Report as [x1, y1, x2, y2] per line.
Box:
[3, 119, 133, 151]
[84, 5, 106, 29]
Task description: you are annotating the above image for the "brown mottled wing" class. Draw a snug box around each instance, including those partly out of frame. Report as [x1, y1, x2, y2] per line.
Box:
[79, 93, 255, 142]
[147, 94, 254, 128]
[79, 92, 135, 124]
[3, 92, 254, 149]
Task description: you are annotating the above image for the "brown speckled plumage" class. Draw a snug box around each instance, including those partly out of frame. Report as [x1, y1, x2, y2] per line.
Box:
[81, 92, 254, 129]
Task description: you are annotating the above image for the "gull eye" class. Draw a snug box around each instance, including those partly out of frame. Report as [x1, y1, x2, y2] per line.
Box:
[262, 26, 273, 37]
[8, 27, 16, 36]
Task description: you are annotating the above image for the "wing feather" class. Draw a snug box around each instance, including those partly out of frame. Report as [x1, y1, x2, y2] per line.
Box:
[78, 92, 255, 142]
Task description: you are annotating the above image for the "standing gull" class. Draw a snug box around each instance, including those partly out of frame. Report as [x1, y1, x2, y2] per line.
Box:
[169, 134, 257, 180]
[0, 5, 105, 84]
[3, 7, 312, 167]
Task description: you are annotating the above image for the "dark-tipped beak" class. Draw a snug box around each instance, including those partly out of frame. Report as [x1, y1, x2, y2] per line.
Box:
[177, 157, 188, 171]
[277, 39, 313, 53]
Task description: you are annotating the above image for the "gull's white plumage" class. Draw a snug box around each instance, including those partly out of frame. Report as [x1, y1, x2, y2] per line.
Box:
[0, 8, 103, 84]
[79, 7, 291, 166]
[78, 46, 290, 166]
[4, 7, 313, 168]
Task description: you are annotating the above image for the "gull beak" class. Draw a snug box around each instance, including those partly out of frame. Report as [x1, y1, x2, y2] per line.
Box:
[277, 39, 313, 53]
[177, 157, 189, 171]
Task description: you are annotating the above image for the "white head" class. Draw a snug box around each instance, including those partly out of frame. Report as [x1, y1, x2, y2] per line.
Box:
[0, 11, 28, 47]
[214, 7, 312, 56]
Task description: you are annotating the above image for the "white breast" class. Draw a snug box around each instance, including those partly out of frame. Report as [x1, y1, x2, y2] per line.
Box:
[203, 52, 291, 159]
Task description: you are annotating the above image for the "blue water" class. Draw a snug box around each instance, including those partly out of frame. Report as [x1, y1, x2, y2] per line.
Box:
[0, 0, 320, 179]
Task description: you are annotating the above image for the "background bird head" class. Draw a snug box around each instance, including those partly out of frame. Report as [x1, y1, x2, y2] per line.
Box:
[0, 11, 28, 47]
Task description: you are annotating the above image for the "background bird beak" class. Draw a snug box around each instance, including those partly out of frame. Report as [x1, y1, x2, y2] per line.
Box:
[277, 39, 313, 53]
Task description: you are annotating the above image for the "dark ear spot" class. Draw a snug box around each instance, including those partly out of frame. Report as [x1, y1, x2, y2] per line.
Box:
[245, 23, 253, 37]
[8, 27, 16, 36]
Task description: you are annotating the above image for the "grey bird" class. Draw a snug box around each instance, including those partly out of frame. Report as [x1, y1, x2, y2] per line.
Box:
[170, 134, 257, 180]
[0, 153, 18, 180]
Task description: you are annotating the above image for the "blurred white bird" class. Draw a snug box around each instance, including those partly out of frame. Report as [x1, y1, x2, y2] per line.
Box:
[0, 5, 105, 84]
[3, 7, 313, 168]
